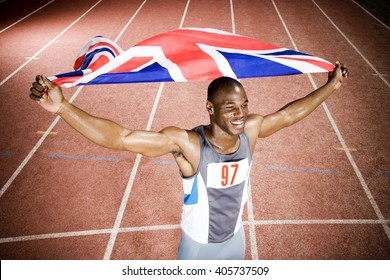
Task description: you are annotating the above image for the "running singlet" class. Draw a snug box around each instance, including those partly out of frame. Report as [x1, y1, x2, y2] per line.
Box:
[180, 125, 252, 244]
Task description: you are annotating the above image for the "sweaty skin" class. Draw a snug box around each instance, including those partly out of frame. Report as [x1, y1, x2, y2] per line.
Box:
[29, 62, 348, 178]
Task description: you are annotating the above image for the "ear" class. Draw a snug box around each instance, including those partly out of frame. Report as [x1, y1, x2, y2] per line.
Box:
[206, 100, 214, 115]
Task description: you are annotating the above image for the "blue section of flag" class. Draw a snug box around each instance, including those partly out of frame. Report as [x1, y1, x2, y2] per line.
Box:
[55, 70, 85, 78]
[219, 51, 302, 78]
[80, 47, 117, 70]
[83, 62, 175, 85]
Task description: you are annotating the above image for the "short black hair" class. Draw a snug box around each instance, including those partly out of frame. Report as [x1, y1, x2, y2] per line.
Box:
[207, 76, 243, 103]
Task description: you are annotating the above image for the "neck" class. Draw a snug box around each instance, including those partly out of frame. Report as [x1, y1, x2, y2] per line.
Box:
[204, 125, 240, 154]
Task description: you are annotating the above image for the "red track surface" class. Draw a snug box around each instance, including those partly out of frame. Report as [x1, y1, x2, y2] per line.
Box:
[0, 0, 389, 260]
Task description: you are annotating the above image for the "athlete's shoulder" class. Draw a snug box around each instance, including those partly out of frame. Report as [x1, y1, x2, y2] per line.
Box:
[244, 114, 264, 152]
[160, 126, 200, 150]
[245, 114, 263, 134]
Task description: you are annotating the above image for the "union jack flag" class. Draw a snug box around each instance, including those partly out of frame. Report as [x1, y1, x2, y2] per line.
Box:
[50, 28, 334, 87]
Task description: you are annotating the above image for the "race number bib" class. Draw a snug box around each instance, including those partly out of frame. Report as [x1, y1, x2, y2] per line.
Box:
[206, 158, 250, 189]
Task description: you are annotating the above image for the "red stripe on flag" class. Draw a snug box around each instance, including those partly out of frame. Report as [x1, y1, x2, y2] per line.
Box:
[52, 76, 82, 86]
[73, 41, 122, 70]
[86, 56, 111, 72]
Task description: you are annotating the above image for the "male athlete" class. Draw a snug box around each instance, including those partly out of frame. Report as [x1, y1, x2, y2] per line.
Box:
[29, 62, 348, 259]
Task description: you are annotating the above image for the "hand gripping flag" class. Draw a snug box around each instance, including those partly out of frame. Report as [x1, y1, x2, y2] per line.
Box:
[50, 28, 334, 87]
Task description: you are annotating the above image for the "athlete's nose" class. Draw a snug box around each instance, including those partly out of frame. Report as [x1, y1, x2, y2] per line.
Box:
[234, 106, 244, 118]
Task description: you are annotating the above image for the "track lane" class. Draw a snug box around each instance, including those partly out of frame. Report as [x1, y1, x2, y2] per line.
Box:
[0, 0, 388, 259]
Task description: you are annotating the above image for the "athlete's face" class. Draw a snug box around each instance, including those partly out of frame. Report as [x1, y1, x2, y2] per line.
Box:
[207, 85, 249, 136]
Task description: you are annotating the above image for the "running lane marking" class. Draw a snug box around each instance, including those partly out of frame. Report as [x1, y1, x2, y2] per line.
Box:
[48, 154, 120, 162]
[272, 0, 390, 241]
[1, 0, 114, 197]
[230, 0, 258, 260]
[230, 0, 236, 35]
[266, 166, 338, 175]
[0, 0, 55, 34]
[0, 224, 181, 244]
[103, 0, 190, 260]
[113, 0, 148, 43]
[249, 219, 389, 225]
[312, 0, 390, 88]
[1, 219, 387, 244]
[0, 0, 110, 195]
[0, 228, 112, 244]
[0, 0, 103, 87]
[0, 151, 12, 157]
[0, 86, 83, 198]
[103, 82, 164, 260]
[352, 0, 390, 31]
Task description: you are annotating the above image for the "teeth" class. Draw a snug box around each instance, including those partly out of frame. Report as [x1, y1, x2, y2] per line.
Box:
[232, 121, 244, 125]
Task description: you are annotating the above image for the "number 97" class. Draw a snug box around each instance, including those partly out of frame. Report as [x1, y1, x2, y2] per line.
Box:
[221, 163, 239, 187]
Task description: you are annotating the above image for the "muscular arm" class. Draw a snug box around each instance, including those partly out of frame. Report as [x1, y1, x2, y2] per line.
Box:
[30, 76, 180, 157]
[251, 62, 348, 138]
[57, 101, 179, 156]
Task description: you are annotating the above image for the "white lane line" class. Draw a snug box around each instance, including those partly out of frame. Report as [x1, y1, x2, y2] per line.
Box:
[0, 0, 55, 34]
[230, 0, 236, 35]
[179, 0, 190, 29]
[250, 219, 389, 225]
[0, 0, 142, 197]
[102, 0, 192, 260]
[102, 85, 164, 260]
[319, 98, 390, 240]
[114, 0, 147, 43]
[312, 0, 390, 88]
[272, 0, 390, 241]
[0, 86, 84, 198]
[230, 0, 258, 260]
[2, 219, 387, 244]
[0, 228, 111, 244]
[246, 187, 259, 260]
[0, 0, 103, 87]
[352, 0, 390, 31]
[119, 224, 181, 233]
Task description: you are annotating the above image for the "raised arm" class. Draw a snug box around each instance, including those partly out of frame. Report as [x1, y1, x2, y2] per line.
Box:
[29, 75, 180, 157]
[253, 62, 348, 138]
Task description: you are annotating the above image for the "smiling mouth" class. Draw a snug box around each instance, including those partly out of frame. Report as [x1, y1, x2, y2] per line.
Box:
[231, 120, 244, 126]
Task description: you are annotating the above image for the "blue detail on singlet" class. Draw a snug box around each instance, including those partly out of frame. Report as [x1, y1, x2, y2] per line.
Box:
[184, 175, 198, 205]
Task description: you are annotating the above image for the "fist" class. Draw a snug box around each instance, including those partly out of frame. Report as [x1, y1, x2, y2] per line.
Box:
[29, 75, 65, 114]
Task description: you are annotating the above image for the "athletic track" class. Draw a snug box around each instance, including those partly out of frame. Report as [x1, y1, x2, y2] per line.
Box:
[0, 0, 389, 260]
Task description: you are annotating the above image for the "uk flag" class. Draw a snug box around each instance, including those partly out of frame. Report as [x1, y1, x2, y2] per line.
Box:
[50, 28, 334, 87]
